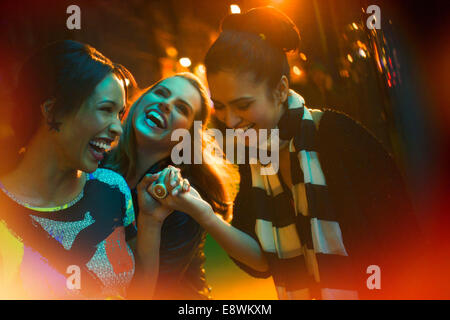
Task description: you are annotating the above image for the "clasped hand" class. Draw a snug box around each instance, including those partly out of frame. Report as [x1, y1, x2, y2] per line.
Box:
[136, 165, 209, 224]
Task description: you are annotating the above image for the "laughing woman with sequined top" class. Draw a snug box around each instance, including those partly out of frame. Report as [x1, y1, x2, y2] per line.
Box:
[0, 40, 172, 299]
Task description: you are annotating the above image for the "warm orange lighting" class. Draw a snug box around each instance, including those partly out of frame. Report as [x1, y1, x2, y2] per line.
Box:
[179, 57, 192, 68]
[339, 70, 350, 78]
[230, 4, 241, 14]
[352, 22, 359, 30]
[195, 64, 206, 74]
[299, 53, 307, 61]
[356, 40, 367, 51]
[347, 54, 354, 63]
[165, 46, 178, 58]
[293, 66, 302, 76]
[358, 48, 367, 58]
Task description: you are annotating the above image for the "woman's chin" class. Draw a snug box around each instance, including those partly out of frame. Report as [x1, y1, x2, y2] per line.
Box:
[81, 153, 100, 173]
[81, 162, 98, 174]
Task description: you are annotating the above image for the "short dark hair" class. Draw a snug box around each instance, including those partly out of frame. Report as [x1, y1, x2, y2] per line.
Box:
[205, 6, 300, 92]
[12, 40, 135, 148]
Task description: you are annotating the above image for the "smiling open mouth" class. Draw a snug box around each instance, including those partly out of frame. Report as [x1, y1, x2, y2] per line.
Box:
[88, 138, 112, 161]
[145, 110, 167, 129]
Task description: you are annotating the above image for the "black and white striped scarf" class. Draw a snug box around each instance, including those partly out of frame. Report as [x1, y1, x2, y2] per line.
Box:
[250, 90, 357, 299]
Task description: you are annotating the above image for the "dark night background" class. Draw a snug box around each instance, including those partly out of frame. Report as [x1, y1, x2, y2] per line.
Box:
[0, 0, 449, 298]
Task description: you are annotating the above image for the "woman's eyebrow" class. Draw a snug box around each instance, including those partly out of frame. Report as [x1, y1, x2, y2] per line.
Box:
[155, 85, 171, 96]
[211, 98, 223, 106]
[99, 99, 125, 113]
[98, 99, 118, 105]
[211, 97, 253, 106]
[228, 97, 254, 105]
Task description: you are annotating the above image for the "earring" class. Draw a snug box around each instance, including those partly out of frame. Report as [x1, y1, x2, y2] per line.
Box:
[43, 102, 62, 132]
[45, 108, 61, 132]
[47, 116, 62, 132]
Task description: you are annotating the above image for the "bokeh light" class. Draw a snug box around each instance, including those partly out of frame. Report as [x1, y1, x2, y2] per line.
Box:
[179, 57, 192, 68]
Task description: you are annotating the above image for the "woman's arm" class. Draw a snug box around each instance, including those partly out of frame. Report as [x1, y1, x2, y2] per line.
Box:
[127, 168, 179, 299]
[128, 213, 165, 299]
[157, 183, 269, 273]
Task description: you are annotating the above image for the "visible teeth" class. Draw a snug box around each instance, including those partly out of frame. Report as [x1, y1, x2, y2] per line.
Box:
[90, 140, 110, 150]
[147, 111, 165, 128]
[146, 118, 157, 128]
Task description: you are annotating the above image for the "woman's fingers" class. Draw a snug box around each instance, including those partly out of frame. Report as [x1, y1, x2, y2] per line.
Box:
[170, 169, 181, 187]
[156, 167, 170, 185]
[171, 184, 182, 197]
[137, 173, 160, 193]
[170, 179, 190, 197]
[182, 179, 190, 192]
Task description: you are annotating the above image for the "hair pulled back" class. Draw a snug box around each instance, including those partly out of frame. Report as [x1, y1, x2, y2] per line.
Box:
[205, 6, 300, 91]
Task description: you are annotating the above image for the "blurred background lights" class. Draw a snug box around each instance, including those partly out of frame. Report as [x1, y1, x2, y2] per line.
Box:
[299, 52, 307, 61]
[165, 46, 178, 58]
[196, 64, 206, 74]
[347, 54, 354, 63]
[293, 65, 302, 76]
[359, 48, 367, 58]
[179, 57, 192, 67]
[230, 5, 241, 14]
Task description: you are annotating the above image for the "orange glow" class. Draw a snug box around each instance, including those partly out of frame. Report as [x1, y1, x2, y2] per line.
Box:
[339, 70, 350, 78]
[230, 5, 241, 14]
[347, 54, 354, 63]
[179, 57, 192, 68]
[293, 66, 302, 76]
[195, 64, 206, 74]
[299, 52, 307, 61]
[358, 48, 367, 58]
[165, 46, 178, 58]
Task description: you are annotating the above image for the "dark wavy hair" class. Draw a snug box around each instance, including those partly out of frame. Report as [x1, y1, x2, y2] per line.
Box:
[205, 6, 300, 92]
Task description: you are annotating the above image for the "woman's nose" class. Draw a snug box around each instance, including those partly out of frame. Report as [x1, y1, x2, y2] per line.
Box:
[109, 118, 123, 137]
[158, 102, 172, 114]
[224, 108, 241, 128]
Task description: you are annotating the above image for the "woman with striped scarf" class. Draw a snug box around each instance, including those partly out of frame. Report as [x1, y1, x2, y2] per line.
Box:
[201, 6, 421, 299]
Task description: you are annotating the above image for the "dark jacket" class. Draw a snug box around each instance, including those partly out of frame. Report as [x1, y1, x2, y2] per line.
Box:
[231, 109, 422, 299]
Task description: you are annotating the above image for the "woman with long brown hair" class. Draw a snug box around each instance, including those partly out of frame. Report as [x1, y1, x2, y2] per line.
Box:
[104, 72, 236, 299]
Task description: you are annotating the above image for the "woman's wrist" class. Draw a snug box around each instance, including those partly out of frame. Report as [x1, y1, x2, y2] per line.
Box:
[191, 200, 215, 225]
[138, 212, 165, 229]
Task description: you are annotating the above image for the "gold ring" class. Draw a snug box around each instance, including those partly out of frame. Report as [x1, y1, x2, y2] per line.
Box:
[151, 183, 168, 199]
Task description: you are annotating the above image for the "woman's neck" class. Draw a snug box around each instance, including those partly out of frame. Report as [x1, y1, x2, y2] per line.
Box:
[129, 148, 170, 189]
[0, 133, 83, 207]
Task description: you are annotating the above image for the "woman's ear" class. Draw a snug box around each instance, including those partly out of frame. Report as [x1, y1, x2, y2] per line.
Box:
[40, 98, 61, 131]
[275, 75, 289, 105]
[40, 98, 56, 120]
